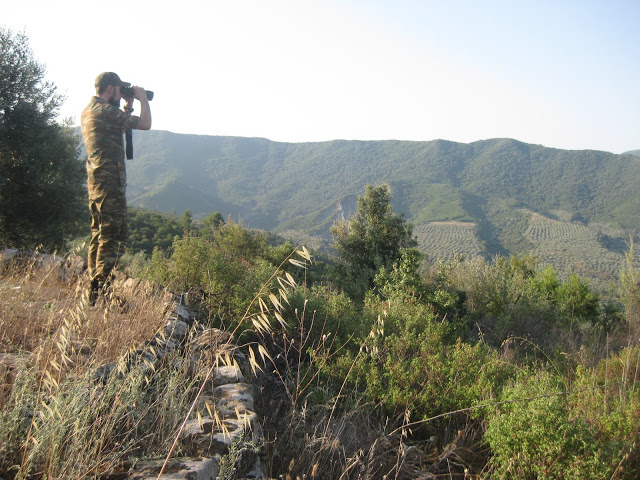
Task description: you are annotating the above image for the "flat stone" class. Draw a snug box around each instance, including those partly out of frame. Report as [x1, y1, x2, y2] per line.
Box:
[93, 362, 116, 383]
[121, 277, 159, 298]
[241, 457, 266, 479]
[190, 328, 233, 352]
[0, 248, 20, 263]
[214, 383, 255, 416]
[210, 422, 246, 455]
[148, 337, 178, 359]
[221, 413, 262, 444]
[195, 395, 216, 414]
[135, 349, 158, 364]
[174, 304, 193, 323]
[182, 418, 218, 437]
[0, 352, 19, 368]
[165, 319, 189, 341]
[58, 254, 86, 283]
[127, 457, 219, 480]
[35, 253, 64, 270]
[213, 365, 244, 386]
[181, 417, 243, 456]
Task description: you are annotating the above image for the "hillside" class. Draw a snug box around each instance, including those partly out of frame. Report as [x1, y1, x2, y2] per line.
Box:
[120, 132, 640, 286]
[4, 235, 639, 478]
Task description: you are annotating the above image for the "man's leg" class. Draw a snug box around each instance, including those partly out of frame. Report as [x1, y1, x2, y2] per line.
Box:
[88, 198, 102, 305]
[91, 190, 127, 302]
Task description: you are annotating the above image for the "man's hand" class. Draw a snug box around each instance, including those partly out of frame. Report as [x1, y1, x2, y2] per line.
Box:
[132, 85, 152, 130]
[132, 86, 148, 102]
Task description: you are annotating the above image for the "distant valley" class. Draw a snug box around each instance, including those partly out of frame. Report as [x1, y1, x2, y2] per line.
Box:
[119, 131, 640, 289]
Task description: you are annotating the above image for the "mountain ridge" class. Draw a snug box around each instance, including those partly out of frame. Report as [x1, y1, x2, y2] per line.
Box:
[103, 130, 640, 287]
[122, 130, 639, 230]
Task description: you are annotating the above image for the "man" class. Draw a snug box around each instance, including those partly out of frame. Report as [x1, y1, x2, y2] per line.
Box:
[81, 72, 151, 304]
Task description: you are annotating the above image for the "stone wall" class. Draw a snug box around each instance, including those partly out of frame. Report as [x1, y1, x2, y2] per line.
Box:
[98, 283, 267, 480]
[1, 250, 267, 480]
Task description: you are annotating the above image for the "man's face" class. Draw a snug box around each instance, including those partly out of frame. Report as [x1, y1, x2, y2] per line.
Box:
[108, 85, 121, 108]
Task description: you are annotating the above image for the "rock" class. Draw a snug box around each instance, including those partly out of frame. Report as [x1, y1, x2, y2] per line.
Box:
[240, 457, 265, 479]
[190, 328, 233, 353]
[182, 417, 218, 436]
[214, 383, 255, 416]
[121, 277, 165, 299]
[59, 254, 87, 283]
[165, 319, 189, 342]
[127, 457, 219, 480]
[0, 353, 19, 399]
[213, 365, 244, 386]
[0, 352, 19, 368]
[174, 303, 194, 323]
[93, 362, 117, 383]
[86, 287, 265, 480]
[35, 253, 64, 271]
[221, 413, 262, 444]
[181, 418, 233, 456]
[0, 248, 20, 267]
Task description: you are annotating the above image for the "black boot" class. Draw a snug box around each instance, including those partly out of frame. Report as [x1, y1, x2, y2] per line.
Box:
[89, 279, 100, 306]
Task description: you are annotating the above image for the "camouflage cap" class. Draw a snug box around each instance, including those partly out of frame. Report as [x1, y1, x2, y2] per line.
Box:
[95, 72, 131, 89]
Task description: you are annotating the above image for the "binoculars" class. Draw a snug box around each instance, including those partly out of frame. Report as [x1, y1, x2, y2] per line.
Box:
[121, 86, 154, 101]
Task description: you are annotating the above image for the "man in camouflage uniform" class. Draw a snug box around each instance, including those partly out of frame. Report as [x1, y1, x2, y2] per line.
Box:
[81, 72, 151, 304]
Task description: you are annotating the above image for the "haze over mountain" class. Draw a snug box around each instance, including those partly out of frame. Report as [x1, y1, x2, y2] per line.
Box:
[121, 131, 639, 288]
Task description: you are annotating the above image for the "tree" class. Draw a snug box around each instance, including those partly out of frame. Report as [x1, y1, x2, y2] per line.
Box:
[0, 28, 86, 249]
[202, 211, 224, 231]
[330, 184, 418, 301]
[179, 209, 193, 232]
[127, 207, 183, 255]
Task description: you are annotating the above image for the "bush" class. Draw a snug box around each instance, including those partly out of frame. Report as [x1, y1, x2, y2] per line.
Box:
[143, 223, 274, 327]
[331, 184, 417, 303]
[284, 285, 366, 351]
[485, 363, 640, 479]
[322, 293, 509, 430]
[126, 207, 183, 255]
[440, 255, 611, 356]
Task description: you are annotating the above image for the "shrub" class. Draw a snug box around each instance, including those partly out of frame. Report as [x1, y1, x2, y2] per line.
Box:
[323, 294, 509, 430]
[440, 254, 611, 355]
[330, 184, 417, 303]
[143, 224, 274, 327]
[485, 364, 640, 479]
[283, 285, 366, 352]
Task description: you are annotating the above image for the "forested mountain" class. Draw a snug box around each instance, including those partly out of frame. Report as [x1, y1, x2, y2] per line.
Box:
[119, 131, 639, 287]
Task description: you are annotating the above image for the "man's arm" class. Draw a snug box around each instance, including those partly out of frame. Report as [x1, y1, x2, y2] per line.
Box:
[131, 86, 152, 130]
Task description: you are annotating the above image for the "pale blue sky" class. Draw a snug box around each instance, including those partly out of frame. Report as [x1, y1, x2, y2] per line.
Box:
[3, 0, 639, 153]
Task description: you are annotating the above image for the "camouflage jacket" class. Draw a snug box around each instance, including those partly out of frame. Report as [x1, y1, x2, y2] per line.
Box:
[81, 96, 140, 197]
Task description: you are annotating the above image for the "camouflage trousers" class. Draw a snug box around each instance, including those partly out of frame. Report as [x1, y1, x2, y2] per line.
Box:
[88, 188, 127, 284]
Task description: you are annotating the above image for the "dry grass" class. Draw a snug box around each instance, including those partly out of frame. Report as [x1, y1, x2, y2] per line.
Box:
[0, 253, 172, 406]
[0, 252, 204, 479]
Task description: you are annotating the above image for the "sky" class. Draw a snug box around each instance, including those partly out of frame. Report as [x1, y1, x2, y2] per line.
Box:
[3, 0, 639, 153]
